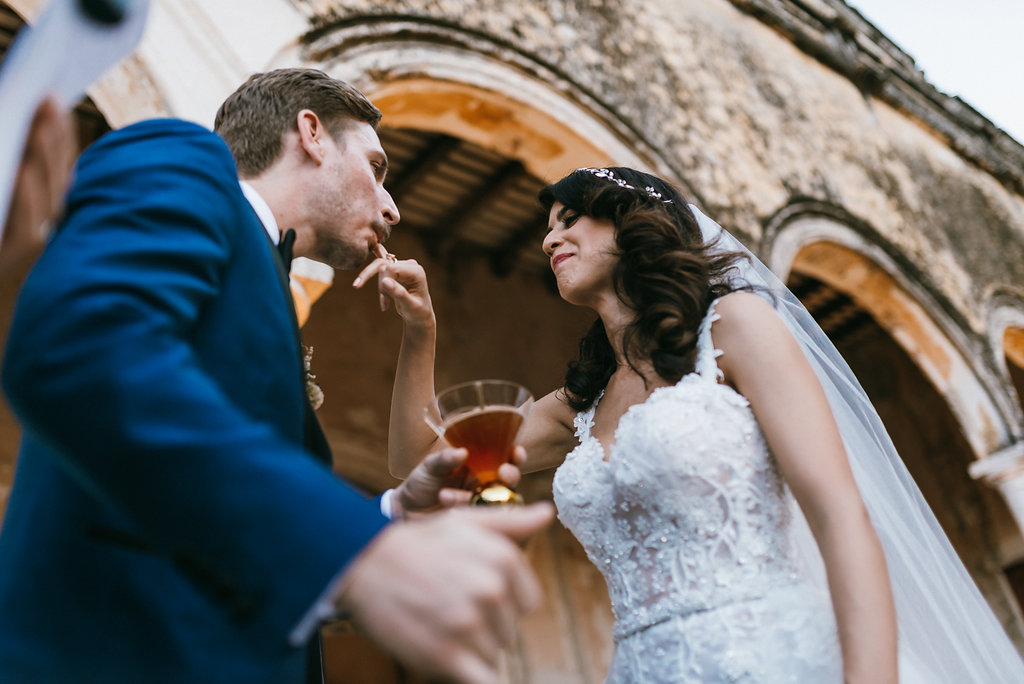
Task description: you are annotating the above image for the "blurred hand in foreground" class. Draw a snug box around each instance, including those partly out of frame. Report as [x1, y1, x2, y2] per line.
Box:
[1, 97, 74, 275]
[338, 501, 554, 684]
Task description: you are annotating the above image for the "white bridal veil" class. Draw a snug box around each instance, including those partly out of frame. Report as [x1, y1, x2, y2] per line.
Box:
[691, 205, 1024, 682]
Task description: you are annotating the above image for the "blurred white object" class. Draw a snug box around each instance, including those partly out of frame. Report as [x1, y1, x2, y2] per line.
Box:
[0, 0, 151, 237]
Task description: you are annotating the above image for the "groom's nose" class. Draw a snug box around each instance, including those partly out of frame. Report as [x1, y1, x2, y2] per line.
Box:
[380, 188, 399, 226]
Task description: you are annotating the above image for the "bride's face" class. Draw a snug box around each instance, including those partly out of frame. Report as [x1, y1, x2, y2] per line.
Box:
[542, 202, 619, 307]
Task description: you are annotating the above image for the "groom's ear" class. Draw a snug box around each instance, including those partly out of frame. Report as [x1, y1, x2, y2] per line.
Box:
[295, 109, 327, 166]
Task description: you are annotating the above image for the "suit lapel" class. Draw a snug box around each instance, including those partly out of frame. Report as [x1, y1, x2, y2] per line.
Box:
[259, 224, 334, 467]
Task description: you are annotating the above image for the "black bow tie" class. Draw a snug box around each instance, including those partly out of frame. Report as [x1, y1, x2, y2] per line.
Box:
[277, 228, 296, 272]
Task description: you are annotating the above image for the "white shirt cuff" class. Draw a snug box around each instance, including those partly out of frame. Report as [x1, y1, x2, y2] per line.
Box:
[379, 487, 396, 520]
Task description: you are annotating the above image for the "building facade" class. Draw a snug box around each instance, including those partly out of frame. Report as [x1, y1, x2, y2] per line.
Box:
[3, 0, 1024, 680]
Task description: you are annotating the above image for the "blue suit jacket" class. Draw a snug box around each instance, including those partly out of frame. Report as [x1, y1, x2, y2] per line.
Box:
[0, 119, 388, 682]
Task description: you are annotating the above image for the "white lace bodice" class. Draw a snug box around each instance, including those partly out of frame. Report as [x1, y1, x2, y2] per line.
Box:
[552, 299, 840, 682]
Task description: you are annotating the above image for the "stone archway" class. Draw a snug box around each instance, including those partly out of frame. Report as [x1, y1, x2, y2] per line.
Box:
[294, 13, 677, 184]
[304, 134, 615, 682]
[769, 216, 1024, 646]
[285, 38, 650, 681]
[788, 271, 1024, 643]
[768, 214, 1015, 457]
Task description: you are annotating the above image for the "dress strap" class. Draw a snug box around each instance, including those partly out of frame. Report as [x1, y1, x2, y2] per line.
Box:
[694, 299, 725, 382]
[573, 390, 603, 443]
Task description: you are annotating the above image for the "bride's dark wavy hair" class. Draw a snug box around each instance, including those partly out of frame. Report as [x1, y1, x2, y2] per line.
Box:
[539, 167, 750, 411]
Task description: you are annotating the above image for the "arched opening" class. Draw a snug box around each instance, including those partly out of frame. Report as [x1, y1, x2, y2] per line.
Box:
[302, 125, 598, 491]
[305, 126, 614, 683]
[787, 248, 1024, 645]
[769, 219, 1012, 457]
[296, 73, 627, 678]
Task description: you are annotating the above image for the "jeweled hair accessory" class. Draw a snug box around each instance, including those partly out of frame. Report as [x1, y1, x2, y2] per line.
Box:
[577, 167, 671, 202]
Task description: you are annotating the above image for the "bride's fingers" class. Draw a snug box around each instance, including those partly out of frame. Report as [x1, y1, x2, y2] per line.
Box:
[355, 258, 404, 314]
[352, 258, 387, 288]
[380, 274, 404, 311]
[379, 256, 405, 311]
[380, 273, 429, 316]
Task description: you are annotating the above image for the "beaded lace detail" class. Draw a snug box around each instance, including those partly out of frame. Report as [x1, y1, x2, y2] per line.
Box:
[553, 299, 841, 682]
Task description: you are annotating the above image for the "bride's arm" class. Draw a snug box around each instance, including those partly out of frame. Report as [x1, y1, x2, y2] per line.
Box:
[354, 250, 577, 478]
[712, 292, 898, 684]
[516, 389, 578, 474]
[354, 256, 441, 478]
[354, 255, 575, 478]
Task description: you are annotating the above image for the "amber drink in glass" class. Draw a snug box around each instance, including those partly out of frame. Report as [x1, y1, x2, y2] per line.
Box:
[425, 380, 534, 505]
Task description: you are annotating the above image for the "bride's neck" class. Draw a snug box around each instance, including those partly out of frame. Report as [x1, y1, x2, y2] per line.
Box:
[601, 313, 633, 362]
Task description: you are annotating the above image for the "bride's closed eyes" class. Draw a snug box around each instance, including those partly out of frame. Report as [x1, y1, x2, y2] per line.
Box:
[557, 206, 580, 228]
[547, 207, 580, 233]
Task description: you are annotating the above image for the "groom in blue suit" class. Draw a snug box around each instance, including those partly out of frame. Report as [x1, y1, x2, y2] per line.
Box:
[0, 68, 552, 683]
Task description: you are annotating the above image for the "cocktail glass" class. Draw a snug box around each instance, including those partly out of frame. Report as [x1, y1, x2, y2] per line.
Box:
[424, 379, 534, 505]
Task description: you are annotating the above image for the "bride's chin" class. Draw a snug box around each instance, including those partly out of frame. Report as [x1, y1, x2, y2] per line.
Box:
[557, 286, 586, 307]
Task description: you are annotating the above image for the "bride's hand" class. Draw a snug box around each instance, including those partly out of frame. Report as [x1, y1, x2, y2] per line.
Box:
[352, 245, 435, 332]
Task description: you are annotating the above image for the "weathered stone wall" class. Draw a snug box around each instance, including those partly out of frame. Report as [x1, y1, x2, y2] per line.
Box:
[294, 0, 1024, 384]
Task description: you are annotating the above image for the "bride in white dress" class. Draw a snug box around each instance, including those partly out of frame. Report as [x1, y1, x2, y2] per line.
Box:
[382, 167, 1024, 682]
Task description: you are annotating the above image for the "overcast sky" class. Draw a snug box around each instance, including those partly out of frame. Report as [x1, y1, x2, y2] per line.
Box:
[847, 0, 1024, 143]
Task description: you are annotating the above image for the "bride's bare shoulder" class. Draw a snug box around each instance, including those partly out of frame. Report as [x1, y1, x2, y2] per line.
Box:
[709, 291, 794, 354]
[712, 291, 779, 329]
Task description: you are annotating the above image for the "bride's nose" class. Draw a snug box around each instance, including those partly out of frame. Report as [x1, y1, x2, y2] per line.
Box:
[542, 231, 560, 256]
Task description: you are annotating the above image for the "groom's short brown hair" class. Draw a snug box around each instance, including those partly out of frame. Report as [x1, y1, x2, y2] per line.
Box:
[214, 68, 382, 177]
